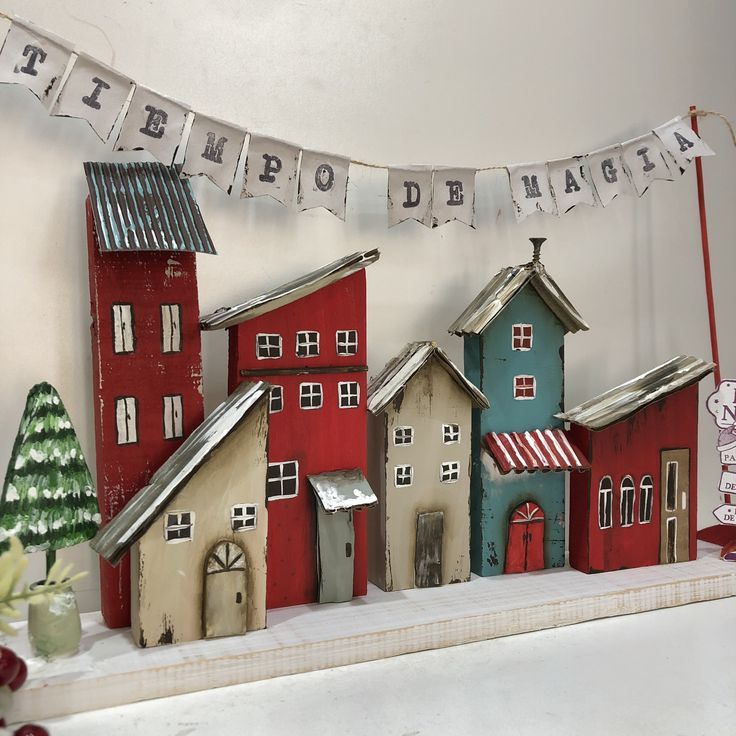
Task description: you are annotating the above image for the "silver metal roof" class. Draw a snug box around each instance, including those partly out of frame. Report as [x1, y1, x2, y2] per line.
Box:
[84, 161, 217, 255]
[448, 261, 589, 336]
[556, 355, 715, 431]
[367, 341, 489, 415]
[200, 249, 380, 330]
[90, 381, 270, 565]
[308, 470, 378, 514]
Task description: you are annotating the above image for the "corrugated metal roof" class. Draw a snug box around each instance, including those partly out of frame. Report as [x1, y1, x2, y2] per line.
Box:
[367, 341, 489, 415]
[484, 429, 590, 474]
[448, 261, 589, 336]
[200, 249, 380, 330]
[90, 381, 269, 565]
[308, 470, 378, 513]
[84, 161, 217, 254]
[556, 355, 715, 431]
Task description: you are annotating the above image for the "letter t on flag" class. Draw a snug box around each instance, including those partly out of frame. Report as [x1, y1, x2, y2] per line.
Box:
[387, 166, 433, 227]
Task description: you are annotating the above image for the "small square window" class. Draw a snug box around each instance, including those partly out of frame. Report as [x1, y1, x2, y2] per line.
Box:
[442, 424, 460, 444]
[512, 323, 533, 351]
[338, 381, 360, 409]
[269, 385, 284, 413]
[256, 333, 282, 359]
[300, 383, 323, 410]
[164, 510, 194, 543]
[440, 461, 460, 483]
[393, 426, 414, 445]
[336, 330, 359, 356]
[267, 461, 299, 500]
[231, 504, 257, 531]
[513, 375, 536, 400]
[394, 465, 413, 487]
[296, 331, 320, 358]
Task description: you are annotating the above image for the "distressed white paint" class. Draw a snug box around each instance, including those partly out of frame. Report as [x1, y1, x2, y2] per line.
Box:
[620, 133, 674, 196]
[547, 156, 596, 213]
[431, 167, 475, 228]
[507, 162, 557, 221]
[586, 144, 632, 206]
[387, 166, 433, 228]
[654, 116, 715, 174]
[242, 134, 300, 204]
[298, 149, 350, 219]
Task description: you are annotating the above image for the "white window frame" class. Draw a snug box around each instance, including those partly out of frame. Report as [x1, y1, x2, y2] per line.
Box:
[394, 464, 413, 488]
[267, 460, 299, 500]
[295, 330, 320, 358]
[115, 396, 138, 445]
[256, 333, 282, 360]
[112, 303, 135, 354]
[269, 385, 284, 414]
[160, 304, 181, 354]
[512, 323, 533, 351]
[598, 476, 613, 529]
[442, 423, 461, 444]
[639, 475, 653, 524]
[620, 475, 635, 527]
[231, 504, 257, 532]
[513, 375, 536, 400]
[338, 381, 360, 409]
[440, 461, 460, 483]
[336, 329, 359, 356]
[164, 510, 194, 543]
[163, 394, 184, 440]
[299, 382, 323, 410]
[393, 426, 414, 446]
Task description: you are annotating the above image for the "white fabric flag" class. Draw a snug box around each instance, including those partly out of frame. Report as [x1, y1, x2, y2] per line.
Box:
[620, 133, 674, 196]
[653, 116, 715, 174]
[51, 54, 133, 141]
[548, 156, 596, 213]
[431, 168, 476, 228]
[0, 20, 74, 108]
[182, 114, 246, 194]
[242, 135, 300, 205]
[387, 166, 433, 228]
[586, 145, 632, 206]
[298, 150, 350, 219]
[507, 162, 557, 222]
[115, 86, 190, 166]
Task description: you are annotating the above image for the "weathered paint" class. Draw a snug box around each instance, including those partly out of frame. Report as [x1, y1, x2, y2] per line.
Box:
[415, 511, 443, 588]
[132, 402, 268, 647]
[504, 501, 545, 573]
[204, 541, 248, 639]
[316, 508, 355, 603]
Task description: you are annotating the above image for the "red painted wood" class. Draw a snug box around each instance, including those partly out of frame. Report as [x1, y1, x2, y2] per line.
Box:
[504, 502, 544, 573]
[228, 270, 368, 609]
[86, 199, 204, 628]
[568, 383, 699, 573]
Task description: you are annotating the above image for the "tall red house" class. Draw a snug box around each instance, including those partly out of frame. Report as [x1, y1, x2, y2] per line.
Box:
[85, 162, 217, 628]
[559, 355, 714, 573]
[201, 250, 380, 608]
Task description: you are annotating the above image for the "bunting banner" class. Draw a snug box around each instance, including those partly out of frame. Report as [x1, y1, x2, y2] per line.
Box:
[0, 13, 723, 231]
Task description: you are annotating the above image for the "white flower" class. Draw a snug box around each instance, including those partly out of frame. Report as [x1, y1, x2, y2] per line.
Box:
[54, 487, 64, 499]
[38, 519, 47, 535]
[52, 396, 59, 405]
[92, 513, 101, 525]
[42, 489, 52, 499]
[5, 485, 19, 502]
[70, 448, 77, 459]
[35, 422, 44, 433]
[27, 486, 37, 500]
[13, 455, 25, 470]
[30, 449, 46, 463]
[52, 518, 64, 530]
[53, 448, 61, 457]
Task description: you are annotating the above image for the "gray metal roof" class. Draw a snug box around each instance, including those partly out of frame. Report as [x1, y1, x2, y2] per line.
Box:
[556, 355, 715, 431]
[448, 261, 589, 336]
[308, 470, 378, 513]
[200, 249, 380, 330]
[90, 381, 270, 565]
[84, 161, 217, 255]
[367, 341, 489, 415]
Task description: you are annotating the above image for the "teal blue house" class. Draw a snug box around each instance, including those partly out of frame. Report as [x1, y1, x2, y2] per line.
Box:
[449, 239, 590, 576]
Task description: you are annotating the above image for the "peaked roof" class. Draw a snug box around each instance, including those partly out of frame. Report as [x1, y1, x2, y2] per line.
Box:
[84, 161, 217, 255]
[367, 341, 489, 415]
[557, 355, 715, 431]
[90, 381, 270, 565]
[448, 260, 588, 336]
[200, 249, 380, 330]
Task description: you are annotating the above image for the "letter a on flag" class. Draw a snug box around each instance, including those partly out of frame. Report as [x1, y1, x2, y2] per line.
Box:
[653, 116, 715, 174]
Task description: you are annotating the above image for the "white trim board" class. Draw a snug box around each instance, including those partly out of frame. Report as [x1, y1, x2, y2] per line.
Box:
[8, 542, 736, 724]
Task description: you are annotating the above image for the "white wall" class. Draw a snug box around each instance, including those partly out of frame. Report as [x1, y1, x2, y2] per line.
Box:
[1, 0, 735, 613]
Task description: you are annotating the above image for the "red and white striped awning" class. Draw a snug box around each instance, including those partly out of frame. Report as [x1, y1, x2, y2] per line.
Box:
[484, 429, 590, 475]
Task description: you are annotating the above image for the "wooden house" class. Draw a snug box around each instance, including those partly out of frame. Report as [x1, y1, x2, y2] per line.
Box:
[85, 162, 216, 628]
[366, 342, 489, 591]
[448, 238, 590, 576]
[91, 381, 270, 647]
[200, 250, 380, 607]
[558, 356, 715, 573]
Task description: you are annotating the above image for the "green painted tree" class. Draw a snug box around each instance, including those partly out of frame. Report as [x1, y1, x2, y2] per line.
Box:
[0, 383, 100, 574]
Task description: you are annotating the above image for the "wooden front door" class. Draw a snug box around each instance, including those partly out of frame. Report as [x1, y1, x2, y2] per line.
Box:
[316, 508, 354, 603]
[660, 449, 690, 564]
[203, 541, 248, 639]
[415, 511, 444, 588]
[504, 501, 545, 574]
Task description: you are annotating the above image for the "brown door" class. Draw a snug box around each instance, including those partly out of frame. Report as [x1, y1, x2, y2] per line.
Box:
[659, 449, 690, 564]
[203, 540, 248, 638]
[415, 511, 443, 588]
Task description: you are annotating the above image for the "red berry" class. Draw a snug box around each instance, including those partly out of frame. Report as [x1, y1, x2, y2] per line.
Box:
[8, 657, 27, 692]
[0, 647, 20, 688]
[14, 725, 50, 736]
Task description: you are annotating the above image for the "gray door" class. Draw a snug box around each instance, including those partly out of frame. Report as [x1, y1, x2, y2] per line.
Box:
[317, 508, 354, 603]
[203, 540, 247, 639]
[415, 511, 444, 588]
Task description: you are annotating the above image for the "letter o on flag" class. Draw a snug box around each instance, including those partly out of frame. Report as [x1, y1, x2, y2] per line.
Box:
[314, 163, 335, 192]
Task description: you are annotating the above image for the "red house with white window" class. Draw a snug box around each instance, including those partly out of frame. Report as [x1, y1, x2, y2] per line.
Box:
[201, 250, 380, 608]
[558, 355, 714, 573]
[85, 162, 217, 628]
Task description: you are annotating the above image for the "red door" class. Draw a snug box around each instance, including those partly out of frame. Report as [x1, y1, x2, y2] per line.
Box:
[504, 501, 545, 574]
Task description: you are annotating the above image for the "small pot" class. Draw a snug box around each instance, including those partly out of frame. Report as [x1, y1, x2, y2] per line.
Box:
[27, 581, 81, 659]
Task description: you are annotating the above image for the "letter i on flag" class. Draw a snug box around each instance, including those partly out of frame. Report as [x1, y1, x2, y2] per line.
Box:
[507, 162, 558, 222]
[387, 166, 433, 227]
[620, 133, 674, 196]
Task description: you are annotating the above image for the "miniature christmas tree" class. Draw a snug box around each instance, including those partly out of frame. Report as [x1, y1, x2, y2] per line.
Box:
[0, 383, 100, 573]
